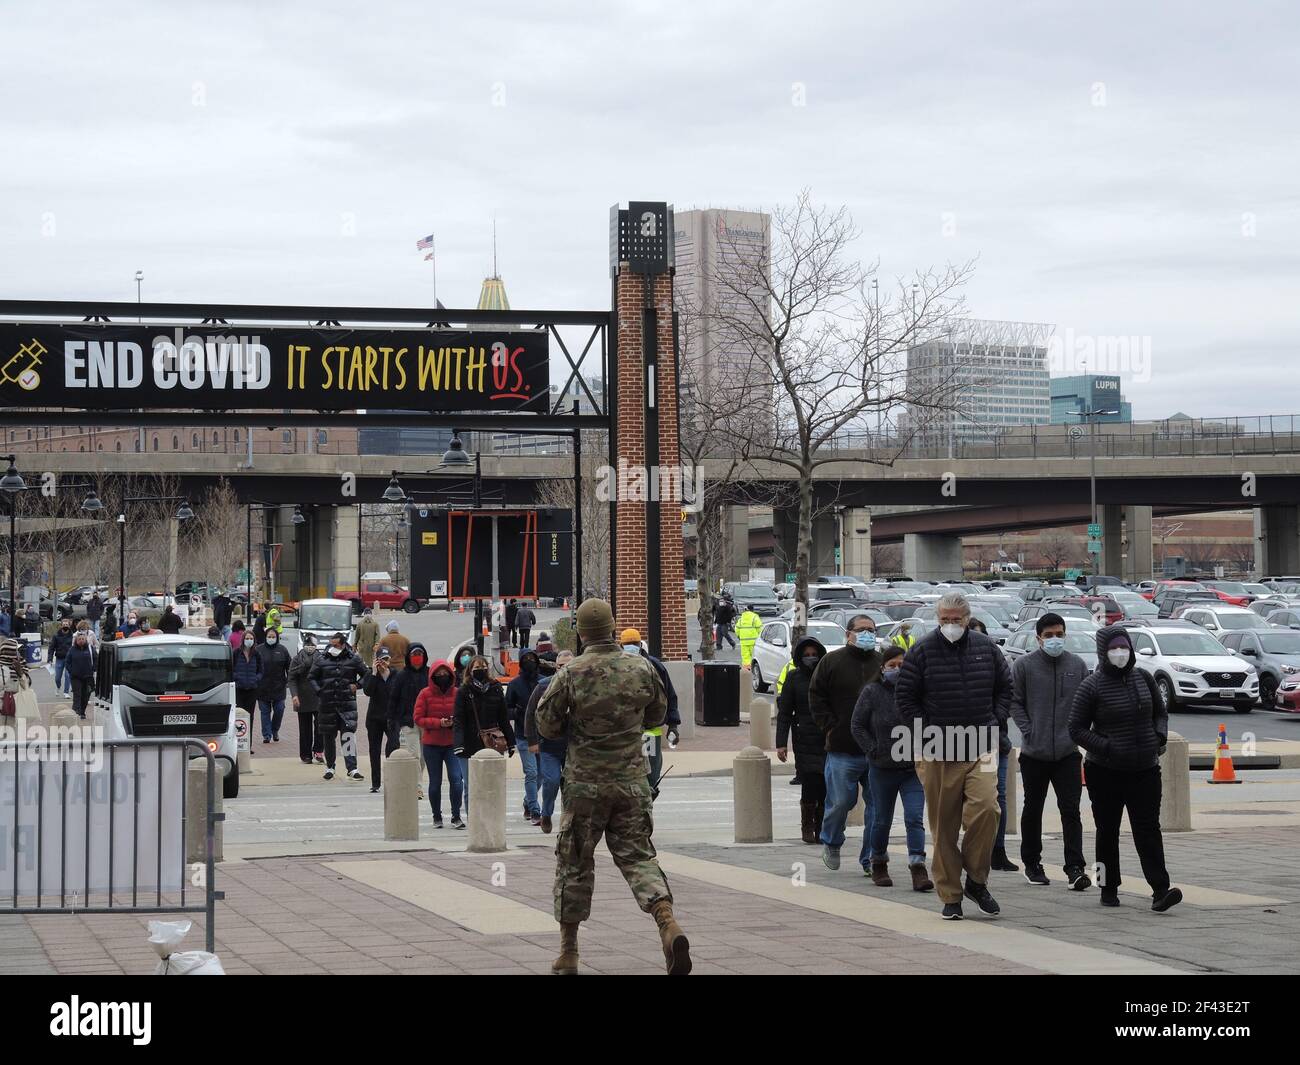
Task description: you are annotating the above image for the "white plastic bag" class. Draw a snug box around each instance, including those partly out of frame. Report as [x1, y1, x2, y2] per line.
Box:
[147, 919, 226, 975]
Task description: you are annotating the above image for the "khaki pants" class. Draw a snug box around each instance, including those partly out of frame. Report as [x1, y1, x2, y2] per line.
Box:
[916, 759, 1000, 903]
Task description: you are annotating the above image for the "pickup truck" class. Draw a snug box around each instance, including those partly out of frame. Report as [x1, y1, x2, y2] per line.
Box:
[343, 580, 424, 614]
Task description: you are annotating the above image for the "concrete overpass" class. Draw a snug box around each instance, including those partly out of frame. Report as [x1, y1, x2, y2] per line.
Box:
[21, 444, 1300, 586]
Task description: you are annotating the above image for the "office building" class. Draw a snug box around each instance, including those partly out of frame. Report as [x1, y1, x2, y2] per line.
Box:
[1050, 374, 1132, 423]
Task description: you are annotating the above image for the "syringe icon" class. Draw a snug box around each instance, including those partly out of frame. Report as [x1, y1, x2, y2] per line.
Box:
[0, 338, 47, 384]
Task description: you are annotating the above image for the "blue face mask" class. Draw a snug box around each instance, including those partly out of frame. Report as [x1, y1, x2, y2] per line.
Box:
[854, 631, 876, 651]
[621, 645, 640, 656]
[1041, 636, 1065, 657]
[882, 668, 900, 685]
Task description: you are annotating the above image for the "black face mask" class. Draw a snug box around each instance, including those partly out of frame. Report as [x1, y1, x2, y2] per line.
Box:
[434, 672, 452, 691]
[801, 655, 820, 669]
[471, 669, 489, 685]
[522, 660, 538, 674]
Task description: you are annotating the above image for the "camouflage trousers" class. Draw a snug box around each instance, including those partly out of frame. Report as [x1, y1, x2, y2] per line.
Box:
[553, 777, 672, 924]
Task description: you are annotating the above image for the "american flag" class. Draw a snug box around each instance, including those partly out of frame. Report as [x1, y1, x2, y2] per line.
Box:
[416, 234, 434, 251]
[423, 253, 433, 261]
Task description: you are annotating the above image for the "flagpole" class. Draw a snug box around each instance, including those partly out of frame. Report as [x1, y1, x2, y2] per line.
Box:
[431, 235, 437, 309]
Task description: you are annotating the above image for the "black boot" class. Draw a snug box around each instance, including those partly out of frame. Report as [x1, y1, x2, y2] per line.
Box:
[799, 801, 818, 844]
[990, 848, 1019, 872]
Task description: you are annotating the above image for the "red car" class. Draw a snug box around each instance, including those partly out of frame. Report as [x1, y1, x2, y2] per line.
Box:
[347, 580, 424, 613]
[1199, 580, 1257, 607]
[1141, 579, 1205, 602]
[1058, 595, 1124, 625]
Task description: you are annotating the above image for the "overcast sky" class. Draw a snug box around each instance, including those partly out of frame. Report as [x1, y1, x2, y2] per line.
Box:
[3, 1, 1297, 421]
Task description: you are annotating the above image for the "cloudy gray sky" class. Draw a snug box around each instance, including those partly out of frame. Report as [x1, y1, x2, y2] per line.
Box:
[3, 0, 1297, 420]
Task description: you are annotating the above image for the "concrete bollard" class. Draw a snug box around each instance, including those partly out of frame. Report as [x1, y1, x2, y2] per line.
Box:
[748, 695, 772, 749]
[664, 661, 695, 742]
[384, 747, 420, 841]
[234, 709, 252, 773]
[733, 745, 773, 843]
[467, 749, 507, 853]
[1005, 748, 1019, 836]
[48, 706, 80, 729]
[185, 760, 224, 864]
[1160, 731, 1192, 832]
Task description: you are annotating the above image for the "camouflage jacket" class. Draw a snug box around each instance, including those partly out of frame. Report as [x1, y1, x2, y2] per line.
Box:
[536, 638, 666, 782]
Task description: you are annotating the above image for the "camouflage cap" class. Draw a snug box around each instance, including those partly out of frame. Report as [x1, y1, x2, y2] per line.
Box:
[575, 597, 615, 638]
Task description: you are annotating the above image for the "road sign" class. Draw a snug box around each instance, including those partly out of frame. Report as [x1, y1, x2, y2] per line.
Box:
[1087, 523, 1102, 539]
[1064, 568, 1082, 580]
[784, 572, 796, 584]
[1087, 540, 1103, 554]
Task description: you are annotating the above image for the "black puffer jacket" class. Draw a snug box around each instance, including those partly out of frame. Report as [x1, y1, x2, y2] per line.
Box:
[809, 643, 883, 755]
[1069, 625, 1168, 771]
[851, 673, 913, 770]
[309, 648, 368, 733]
[775, 637, 827, 775]
[894, 626, 1011, 760]
[386, 642, 430, 729]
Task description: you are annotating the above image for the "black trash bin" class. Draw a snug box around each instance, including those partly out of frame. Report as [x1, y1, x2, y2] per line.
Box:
[694, 661, 740, 726]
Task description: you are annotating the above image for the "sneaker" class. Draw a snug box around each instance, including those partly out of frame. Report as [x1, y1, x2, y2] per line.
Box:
[788, 775, 801, 786]
[941, 901, 964, 920]
[531, 815, 542, 827]
[1023, 865, 1050, 886]
[963, 877, 1000, 916]
[451, 816, 466, 830]
[1151, 887, 1183, 913]
[300, 758, 313, 765]
[369, 785, 380, 794]
[1068, 870, 1093, 892]
[990, 849, 1019, 873]
[821, 844, 840, 871]
[272, 734, 280, 742]
[432, 817, 444, 829]
[323, 768, 335, 780]
[263, 737, 271, 745]
[540, 815, 553, 834]
[348, 769, 364, 781]
[312, 753, 325, 764]
[1100, 889, 1121, 908]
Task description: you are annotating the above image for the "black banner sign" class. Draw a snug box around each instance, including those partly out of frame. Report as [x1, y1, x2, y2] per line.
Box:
[0, 323, 549, 412]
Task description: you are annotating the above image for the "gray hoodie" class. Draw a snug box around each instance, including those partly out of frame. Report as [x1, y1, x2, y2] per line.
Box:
[1010, 646, 1088, 761]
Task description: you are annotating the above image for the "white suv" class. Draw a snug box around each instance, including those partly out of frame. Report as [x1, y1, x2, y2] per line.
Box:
[1129, 625, 1259, 713]
[1173, 604, 1272, 637]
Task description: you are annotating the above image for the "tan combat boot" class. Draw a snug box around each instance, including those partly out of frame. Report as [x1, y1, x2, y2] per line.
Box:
[551, 922, 579, 975]
[649, 900, 692, 975]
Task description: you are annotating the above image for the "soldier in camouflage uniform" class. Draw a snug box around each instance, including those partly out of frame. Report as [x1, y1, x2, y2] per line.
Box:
[536, 597, 691, 976]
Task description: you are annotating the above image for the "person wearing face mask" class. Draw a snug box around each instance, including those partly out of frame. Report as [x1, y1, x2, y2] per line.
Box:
[616, 629, 681, 799]
[353, 607, 380, 664]
[851, 646, 934, 891]
[894, 592, 1011, 921]
[65, 629, 96, 719]
[809, 615, 883, 874]
[453, 654, 515, 811]
[414, 658, 465, 828]
[776, 635, 829, 844]
[232, 635, 262, 725]
[309, 633, 368, 781]
[362, 648, 395, 792]
[129, 616, 156, 638]
[387, 642, 432, 800]
[158, 604, 184, 635]
[525, 649, 574, 833]
[1069, 626, 1181, 913]
[229, 618, 245, 651]
[1010, 613, 1090, 889]
[506, 648, 545, 824]
[288, 633, 324, 764]
[968, 618, 1016, 874]
[119, 611, 140, 639]
[48, 618, 76, 697]
[254, 623, 292, 743]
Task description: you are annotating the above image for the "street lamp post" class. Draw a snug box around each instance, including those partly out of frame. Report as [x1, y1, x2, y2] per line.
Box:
[245, 501, 287, 613]
[1, 456, 26, 612]
[1069, 408, 1120, 576]
[134, 270, 143, 323]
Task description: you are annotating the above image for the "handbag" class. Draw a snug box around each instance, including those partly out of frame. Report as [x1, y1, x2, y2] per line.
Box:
[11, 677, 39, 720]
[472, 692, 508, 754]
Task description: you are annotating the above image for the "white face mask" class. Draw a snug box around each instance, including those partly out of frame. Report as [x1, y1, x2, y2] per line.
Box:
[1107, 648, 1131, 668]
[940, 623, 965, 643]
[328, 645, 343, 657]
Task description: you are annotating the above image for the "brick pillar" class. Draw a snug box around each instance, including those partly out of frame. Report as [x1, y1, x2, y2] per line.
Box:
[612, 268, 688, 661]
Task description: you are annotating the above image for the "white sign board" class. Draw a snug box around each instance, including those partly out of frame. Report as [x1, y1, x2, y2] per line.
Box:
[0, 746, 186, 896]
[430, 580, 448, 597]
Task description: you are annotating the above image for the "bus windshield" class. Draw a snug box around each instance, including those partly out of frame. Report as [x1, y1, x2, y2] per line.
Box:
[116, 643, 232, 695]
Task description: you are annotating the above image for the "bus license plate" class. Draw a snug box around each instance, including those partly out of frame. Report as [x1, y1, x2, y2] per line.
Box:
[163, 714, 198, 725]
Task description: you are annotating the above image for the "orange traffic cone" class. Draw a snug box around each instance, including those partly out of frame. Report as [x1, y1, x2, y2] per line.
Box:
[458, 601, 465, 613]
[562, 598, 569, 611]
[1208, 723, 1241, 784]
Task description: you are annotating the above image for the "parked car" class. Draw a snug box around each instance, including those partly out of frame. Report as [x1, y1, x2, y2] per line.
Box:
[1000, 627, 1099, 669]
[1264, 607, 1300, 630]
[1128, 625, 1259, 713]
[805, 604, 894, 630]
[1012, 602, 1098, 631]
[1172, 604, 1272, 636]
[1020, 584, 1073, 604]
[1073, 574, 1125, 593]
[872, 600, 924, 621]
[750, 618, 846, 693]
[1220, 629, 1300, 710]
[1198, 580, 1258, 607]
[348, 579, 424, 614]
[1110, 590, 1159, 621]
[723, 581, 784, 618]
[1144, 579, 1206, 602]
[1057, 594, 1124, 625]
[911, 605, 1013, 644]
[1153, 588, 1222, 617]
[808, 583, 868, 603]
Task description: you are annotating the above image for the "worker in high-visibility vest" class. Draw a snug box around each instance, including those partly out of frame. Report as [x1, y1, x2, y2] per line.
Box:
[735, 609, 763, 667]
[891, 619, 919, 651]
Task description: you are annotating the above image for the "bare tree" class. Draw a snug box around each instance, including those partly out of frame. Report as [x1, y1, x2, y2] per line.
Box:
[706, 191, 976, 635]
[1222, 540, 1257, 575]
[185, 479, 245, 591]
[871, 543, 903, 576]
[1037, 530, 1076, 571]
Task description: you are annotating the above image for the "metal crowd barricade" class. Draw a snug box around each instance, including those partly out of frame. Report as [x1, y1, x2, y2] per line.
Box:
[0, 736, 221, 953]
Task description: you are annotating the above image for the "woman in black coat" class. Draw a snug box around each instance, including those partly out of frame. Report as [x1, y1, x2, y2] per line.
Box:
[452, 655, 516, 814]
[776, 635, 828, 844]
[1069, 624, 1181, 912]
